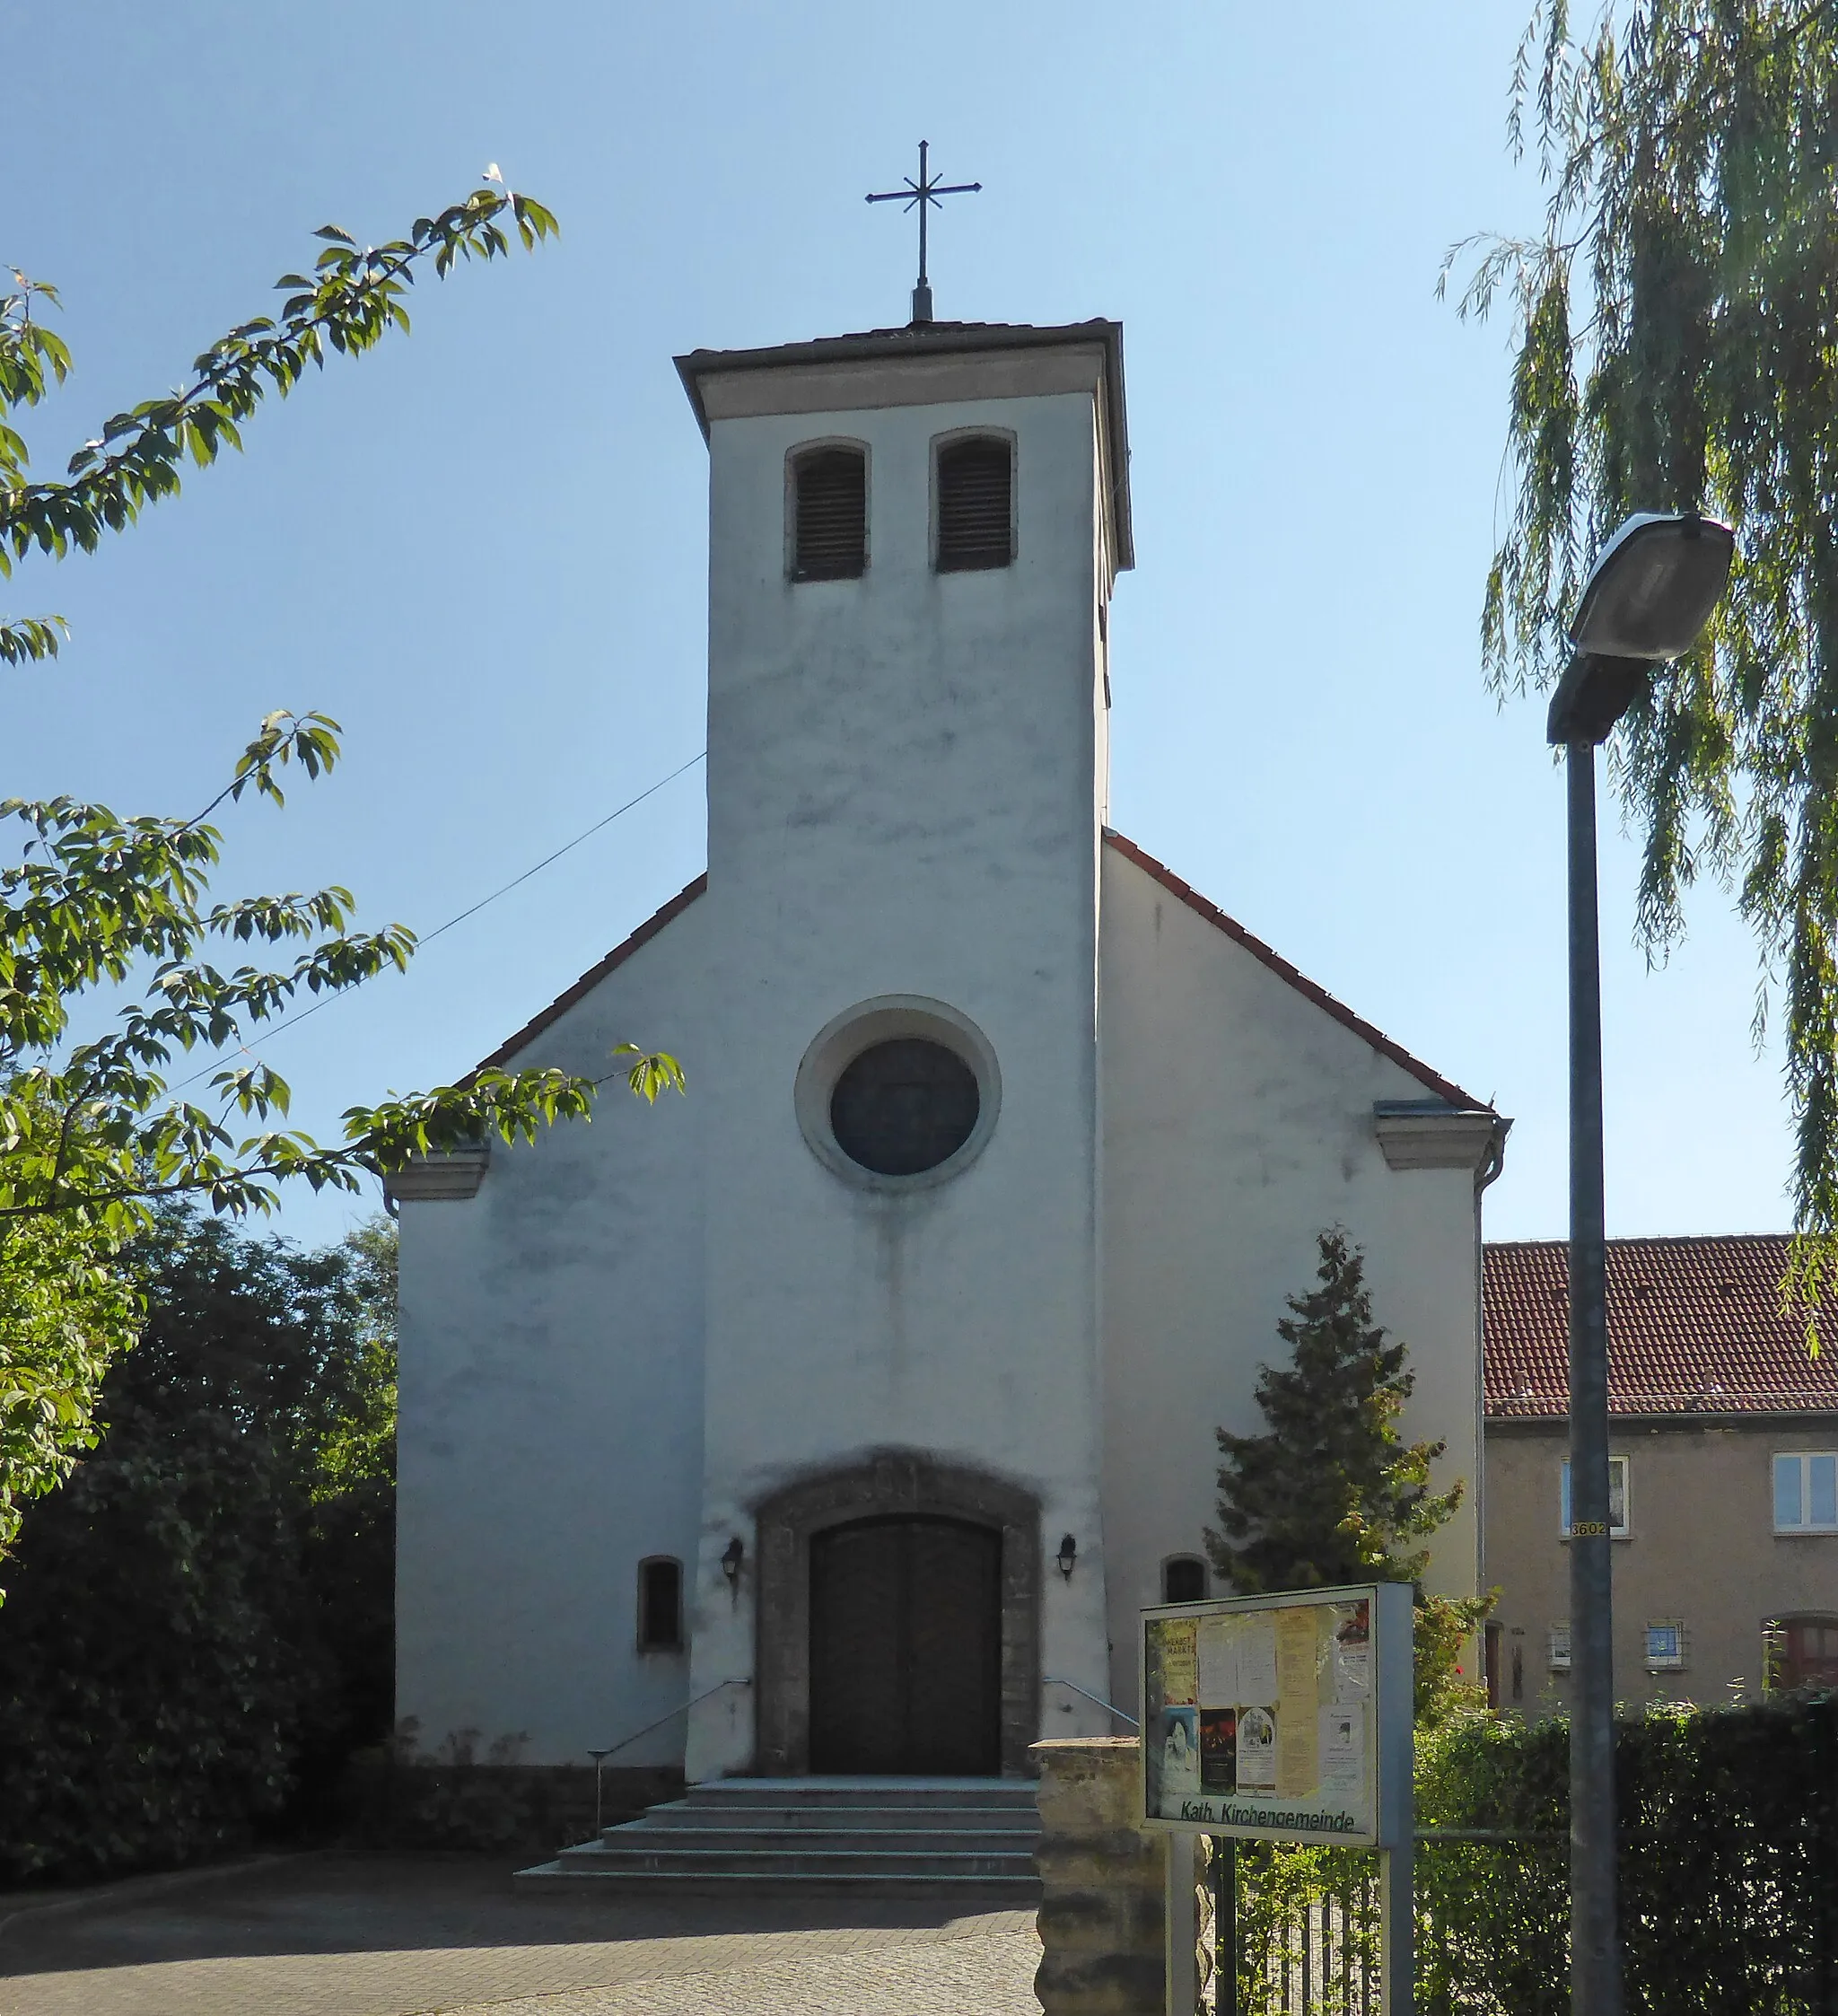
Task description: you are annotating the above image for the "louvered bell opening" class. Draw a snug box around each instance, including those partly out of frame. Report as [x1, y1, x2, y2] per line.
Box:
[936, 438, 1013, 572]
[793, 449, 866, 581]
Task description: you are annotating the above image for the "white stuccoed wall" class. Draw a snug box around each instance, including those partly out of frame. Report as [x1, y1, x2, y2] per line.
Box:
[394, 320, 1499, 1777]
[396, 900, 710, 1765]
[1097, 842, 1488, 1717]
[684, 354, 1121, 1776]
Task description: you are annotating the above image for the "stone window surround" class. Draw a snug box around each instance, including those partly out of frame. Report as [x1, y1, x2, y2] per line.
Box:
[792, 995, 1002, 1196]
[1159, 1552, 1210, 1603]
[752, 1450, 1042, 1777]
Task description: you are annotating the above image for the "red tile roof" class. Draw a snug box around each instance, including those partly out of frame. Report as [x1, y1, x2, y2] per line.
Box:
[1484, 1235, 1838, 1418]
[474, 836, 1487, 1118]
[1102, 831, 1487, 1110]
[472, 874, 707, 1075]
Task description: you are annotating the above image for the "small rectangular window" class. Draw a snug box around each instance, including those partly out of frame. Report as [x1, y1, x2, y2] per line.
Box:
[792, 446, 866, 581]
[638, 1556, 684, 1651]
[1644, 1621, 1685, 1670]
[1774, 1452, 1838, 1533]
[1161, 1556, 1207, 1604]
[936, 435, 1013, 572]
[1548, 1623, 1571, 1670]
[1561, 1455, 1630, 1537]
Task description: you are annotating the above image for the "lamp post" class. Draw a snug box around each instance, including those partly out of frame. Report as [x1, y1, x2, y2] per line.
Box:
[1545, 512, 1733, 2016]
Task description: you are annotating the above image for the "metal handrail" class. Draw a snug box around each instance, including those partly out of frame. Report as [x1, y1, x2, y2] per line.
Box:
[585, 1678, 751, 1836]
[589, 1676, 751, 1764]
[1044, 1673, 1140, 1729]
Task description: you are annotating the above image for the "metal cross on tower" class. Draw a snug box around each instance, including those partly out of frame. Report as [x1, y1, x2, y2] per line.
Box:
[865, 141, 981, 327]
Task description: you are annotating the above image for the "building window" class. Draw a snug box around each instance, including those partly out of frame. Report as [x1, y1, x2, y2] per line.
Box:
[795, 997, 1002, 1194]
[1161, 1556, 1208, 1604]
[1773, 1451, 1838, 1533]
[1644, 1620, 1686, 1670]
[1561, 1455, 1630, 1538]
[935, 434, 1013, 572]
[829, 1037, 980, 1177]
[791, 444, 866, 581]
[1765, 1613, 1838, 1690]
[637, 1556, 684, 1652]
[1548, 1623, 1571, 1670]
[1510, 1632, 1525, 1703]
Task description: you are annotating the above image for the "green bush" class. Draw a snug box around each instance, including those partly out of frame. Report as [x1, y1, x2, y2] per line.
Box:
[1232, 1696, 1838, 2014]
[0, 1207, 397, 1882]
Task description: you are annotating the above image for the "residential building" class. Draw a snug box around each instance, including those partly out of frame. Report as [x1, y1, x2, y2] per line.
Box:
[1483, 1234, 1838, 1710]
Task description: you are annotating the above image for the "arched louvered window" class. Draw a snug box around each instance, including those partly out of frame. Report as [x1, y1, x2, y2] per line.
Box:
[936, 434, 1013, 572]
[791, 444, 866, 581]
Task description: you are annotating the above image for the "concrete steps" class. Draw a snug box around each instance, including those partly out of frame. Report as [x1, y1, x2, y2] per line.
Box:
[516, 1775, 1041, 1897]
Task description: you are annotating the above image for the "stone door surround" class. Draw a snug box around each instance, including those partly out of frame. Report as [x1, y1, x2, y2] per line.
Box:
[754, 1451, 1041, 1776]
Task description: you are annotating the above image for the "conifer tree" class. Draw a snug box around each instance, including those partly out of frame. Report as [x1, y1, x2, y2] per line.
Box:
[1205, 1227, 1488, 1718]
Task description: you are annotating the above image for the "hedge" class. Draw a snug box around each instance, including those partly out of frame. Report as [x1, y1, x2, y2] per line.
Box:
[1233, 1693, 1838, 2014]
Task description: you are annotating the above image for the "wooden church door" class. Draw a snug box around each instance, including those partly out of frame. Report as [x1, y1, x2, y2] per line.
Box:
[807, 1515, 1002, 1775]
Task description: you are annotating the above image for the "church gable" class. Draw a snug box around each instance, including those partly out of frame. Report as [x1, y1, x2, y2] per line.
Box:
[1100, 829, 1484, 1111]
[469, 837, 1481, 1113]
[474, 873, 707, 1074]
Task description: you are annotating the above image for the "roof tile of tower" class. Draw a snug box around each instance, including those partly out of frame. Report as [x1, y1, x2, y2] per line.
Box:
[1483, 1234, 1838, 1419]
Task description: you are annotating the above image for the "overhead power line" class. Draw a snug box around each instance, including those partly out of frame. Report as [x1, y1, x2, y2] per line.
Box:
[171, 749, 706, 1091]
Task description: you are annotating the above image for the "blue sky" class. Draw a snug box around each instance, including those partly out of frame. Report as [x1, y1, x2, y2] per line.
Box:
[8, 0, 1790, 1252]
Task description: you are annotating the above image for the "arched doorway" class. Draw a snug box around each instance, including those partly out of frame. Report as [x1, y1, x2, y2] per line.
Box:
[809, 1515, 1002, 1775]
[753, 1452, 1040, 1775]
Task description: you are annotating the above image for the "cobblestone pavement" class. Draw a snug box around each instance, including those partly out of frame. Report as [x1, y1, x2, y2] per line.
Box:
[0, 1853, 1042, 2016]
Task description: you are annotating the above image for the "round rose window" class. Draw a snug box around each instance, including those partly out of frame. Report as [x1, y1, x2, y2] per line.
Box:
[828, 1037, 981, 1177]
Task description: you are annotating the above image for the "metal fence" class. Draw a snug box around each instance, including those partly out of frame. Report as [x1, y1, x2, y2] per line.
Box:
[1213, 1826, 1836, 2016]
[1211, 1836, 1559, 2016]
[1250, 1876, 1377, 2016]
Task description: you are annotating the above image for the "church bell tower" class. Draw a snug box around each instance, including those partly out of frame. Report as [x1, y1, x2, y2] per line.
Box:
[675, 320, 1133, 1780]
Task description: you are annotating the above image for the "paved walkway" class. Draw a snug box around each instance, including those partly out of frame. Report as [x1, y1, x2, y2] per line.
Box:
[0, 1853, 1042, 2016]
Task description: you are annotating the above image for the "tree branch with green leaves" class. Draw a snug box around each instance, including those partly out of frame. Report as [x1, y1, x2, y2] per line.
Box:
[2, 175, 556, 665]
[2, 712, 683, 1236]
[1450, 1, 1838, 1331]
[1, 179, 681, 1571]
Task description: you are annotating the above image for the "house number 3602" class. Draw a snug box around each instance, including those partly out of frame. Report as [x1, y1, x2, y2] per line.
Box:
[1571, 1520, 1609, 1537]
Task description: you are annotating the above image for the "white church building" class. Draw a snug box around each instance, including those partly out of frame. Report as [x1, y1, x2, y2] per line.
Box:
[393, 315, 1507, 1785]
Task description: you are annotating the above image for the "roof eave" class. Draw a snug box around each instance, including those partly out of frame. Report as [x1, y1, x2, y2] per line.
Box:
[674, 320, 1133, 572]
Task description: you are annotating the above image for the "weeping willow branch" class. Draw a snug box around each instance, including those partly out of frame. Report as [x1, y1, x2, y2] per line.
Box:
[1457, 0, 1838, 1343]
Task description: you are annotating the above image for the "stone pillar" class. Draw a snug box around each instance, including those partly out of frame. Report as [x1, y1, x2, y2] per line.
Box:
[1032, 1736, 1167, 2016]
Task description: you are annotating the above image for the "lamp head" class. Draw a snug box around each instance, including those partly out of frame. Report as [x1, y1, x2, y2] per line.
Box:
[1568, 512, 1733, 661]
[1055, 1533, 1078, 1581]
[721, 1536, 744, 1583]
[1547, 511, 1734, 745]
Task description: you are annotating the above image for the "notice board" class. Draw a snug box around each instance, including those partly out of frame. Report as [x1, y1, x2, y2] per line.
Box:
[1140, 1581, 1413, 1846]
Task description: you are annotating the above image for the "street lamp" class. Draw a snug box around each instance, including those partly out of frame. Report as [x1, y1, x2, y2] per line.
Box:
[1546, 511, 1733, 2016]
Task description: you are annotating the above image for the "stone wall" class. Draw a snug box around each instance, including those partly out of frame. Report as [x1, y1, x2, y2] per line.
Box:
[1034, 1735, 1211, 2016]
